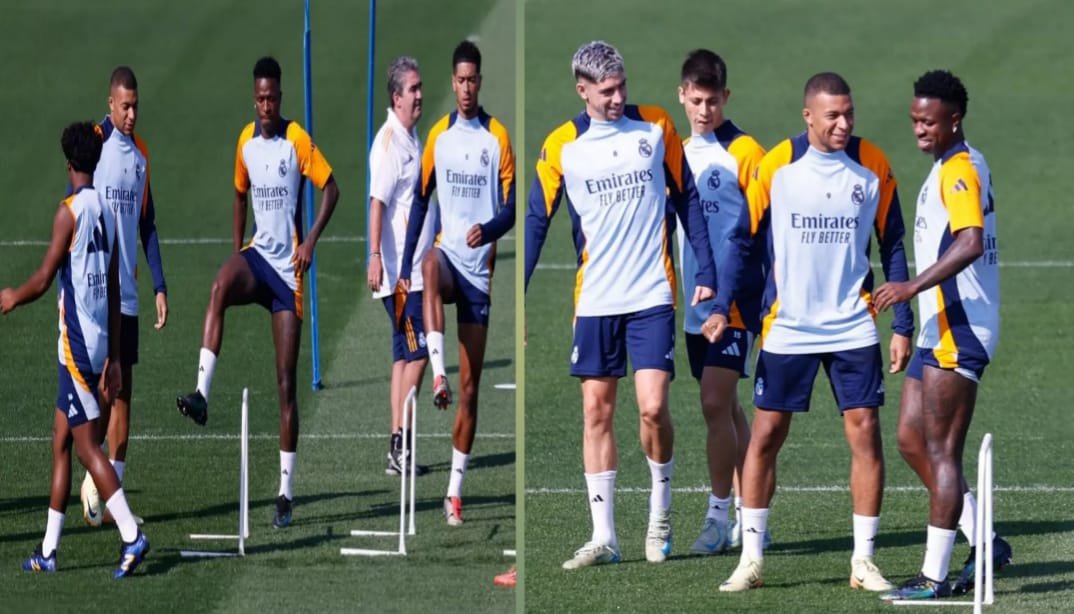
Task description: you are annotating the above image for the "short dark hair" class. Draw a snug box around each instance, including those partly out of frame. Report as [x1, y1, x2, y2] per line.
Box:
[681, 49, 727, 90]
[914, 69, 969, 117]
[62, 121, 103, 174]
[110, 66, 138, 91]
[452, 40, 481, 73]
[804, 72, 851, 102]
[253, 56, 282, 83]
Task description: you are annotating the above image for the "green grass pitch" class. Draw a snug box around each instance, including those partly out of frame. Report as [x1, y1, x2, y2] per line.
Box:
[522, 0, 1074, 612]
[0, 1, 515, 611]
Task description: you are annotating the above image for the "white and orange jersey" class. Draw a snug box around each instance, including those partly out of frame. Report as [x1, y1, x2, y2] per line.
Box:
[94, 117, 166, 317]
[914, 141, 999, 366]
[525, 105, 715, 317]
[369, 109, 435, 298]
[234, 119, 333, 291]
[56, 186, 116, 380]
[714, 133, 913, 354]
[677, 120, 765, 334]
[401, 108, 515, 295]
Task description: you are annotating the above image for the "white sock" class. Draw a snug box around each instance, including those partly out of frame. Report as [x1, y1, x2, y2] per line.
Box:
[647, 456, 673, 517]
[734, 495, 743, 521]
[585, 470, 617, 548]
[110, 459, 125, 484]
[706, 493, 732, 525]
[427, 332, 446, 378]
[922, 525, 958, 581]
[42, 508, 65, 557]
[447, 447, 469, 498]
[279, 451, 296, 500]
[196, 347, 217, 400]
[740, 507, 769, 561]
[959, 491, 977, 546]
[105, 489, 139, 542]
[853, 513, 880, 559]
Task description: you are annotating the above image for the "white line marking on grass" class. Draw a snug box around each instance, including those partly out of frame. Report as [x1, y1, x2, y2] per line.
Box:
[0, 431, 514, 444]
[494, 383, 517, 390]
[527, 484, 1074, 494]
[537, 261, 1074, 271]
[1, 235, 514, 248]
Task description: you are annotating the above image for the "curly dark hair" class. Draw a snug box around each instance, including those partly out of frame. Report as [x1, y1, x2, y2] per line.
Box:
[61, 121, 103, 174]
[254, 56, 282, 84]
[914, 69, 968, 117]
[452, 40, 481, 73]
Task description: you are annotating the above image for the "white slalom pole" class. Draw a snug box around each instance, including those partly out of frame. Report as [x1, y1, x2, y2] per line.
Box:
[239, 387, 250, 554]
[398, 387, 409, 555]
[407, 385, 417, 536]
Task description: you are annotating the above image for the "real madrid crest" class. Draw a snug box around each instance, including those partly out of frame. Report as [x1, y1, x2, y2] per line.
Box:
[480, 148, 490, 167]
[278, 159, 288, 178]
[638, 138, 652, 158]
[851, 183, 865, 206]
[707, 170, 721, 191]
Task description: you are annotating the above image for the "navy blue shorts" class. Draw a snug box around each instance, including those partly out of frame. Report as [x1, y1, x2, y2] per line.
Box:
[753, 344, 884, 412]
[685, 328, 751, 380]
[241, 248, 301, 319]
[906, 347, 987, 383]
[120, 314, 139, 366]
[570, 304, 675, 379]
[382, 290, 428, 362]
[55, 363, 101, 427]
[442, 256, 490, 327]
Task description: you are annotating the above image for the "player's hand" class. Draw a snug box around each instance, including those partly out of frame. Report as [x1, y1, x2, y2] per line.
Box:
[100, 357, 122, 405]
[889, 333, 911, 374]
[0, 288, 16, 315]
[367, 254, 383, 292]
[395, 278, 411, 294]
[465, 224, 484, 248]
[154, 292, 168, 330]
[701, 313, 728, 343]
[873, 281, 915, 312]
[692, 285, 715, 306]
[294, 241, 315, 274]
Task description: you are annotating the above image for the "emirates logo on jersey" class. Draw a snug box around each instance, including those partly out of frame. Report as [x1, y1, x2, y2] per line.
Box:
[278, 159, 288, 177]
[480, 149, 490, 168]
[707, 170, 722, 191]
[638, 138, 653, 158]
[852, 184, 865, 206]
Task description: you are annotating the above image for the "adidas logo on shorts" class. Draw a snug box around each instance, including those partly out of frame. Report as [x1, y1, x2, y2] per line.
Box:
[721, 344, 741, 357]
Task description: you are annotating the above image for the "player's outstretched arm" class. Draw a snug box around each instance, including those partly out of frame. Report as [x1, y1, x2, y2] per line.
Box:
[295, 175, 340, 274]
[0, 203, 74, 314]
[874, 226, 983, 312]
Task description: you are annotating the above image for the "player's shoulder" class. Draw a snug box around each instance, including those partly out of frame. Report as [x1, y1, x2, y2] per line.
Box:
[718, 121, 765, 158]
[237, 121, 257, 144]
[628, 104, 673, 126]
[284, 119, 312, 143]
[426, 113, 454, 142]
[760, 137, 797, 170]
[848, 136, 892, 171]
[541, 115, 584, 153]
[132, 132, 150, 159]
[479, 110, 512, 145]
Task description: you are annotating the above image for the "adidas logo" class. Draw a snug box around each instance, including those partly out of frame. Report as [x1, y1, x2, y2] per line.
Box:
[591, 494, 604, 503]
[660, 477, 670, 483]
[281, 469, 289, 475]
[68, 405, 78, 418]
[455, 468, 463, 474]
[746, 528, 761, 534]
[721, 343, 741, 357]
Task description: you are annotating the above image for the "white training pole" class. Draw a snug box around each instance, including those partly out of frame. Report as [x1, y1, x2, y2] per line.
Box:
[398, 386, 409, 555]
[407, 385, 417, 536]
[181, 388, 251, 558]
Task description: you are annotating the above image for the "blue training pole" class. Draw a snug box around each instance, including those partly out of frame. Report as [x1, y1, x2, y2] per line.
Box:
[365, 0, 376, 262]
[304, 0, 324, 390]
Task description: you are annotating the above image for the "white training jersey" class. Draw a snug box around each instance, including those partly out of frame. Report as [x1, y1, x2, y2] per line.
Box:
[369, 109, 435, 298]
[677, 121, 765, 334]
[415, 109, 514, 295]
[234, 119, 333, 292]
[743, 135, 908, 354]
[913, 141, 999, 365]
[56, 186, 116, 378]
[94, 117, 151, 316]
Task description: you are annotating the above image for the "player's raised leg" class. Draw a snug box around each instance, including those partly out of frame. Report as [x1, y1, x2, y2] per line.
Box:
[271, 308, 301, 528]
[563, 377, 621, 569]
[422, 248, 453, 410]
[177, 253, 261, 426]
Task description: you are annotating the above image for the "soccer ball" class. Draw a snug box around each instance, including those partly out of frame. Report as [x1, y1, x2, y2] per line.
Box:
[80, 473, 103, 527]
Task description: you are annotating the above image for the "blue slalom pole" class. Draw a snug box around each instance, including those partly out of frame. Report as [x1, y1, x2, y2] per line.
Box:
[303, 0, 324, 391]
[365, 0, 376, 262]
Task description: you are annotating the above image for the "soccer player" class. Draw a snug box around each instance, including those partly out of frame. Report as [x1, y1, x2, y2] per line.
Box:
[79, 66, 168, 527]
[368, 56, 435, 477]
[705, 72, 914, 592]
[1, 121, 149, 577]
[875, 70, 1011, 601]
[674, 49, 766, 556]
[176, 57, 340, 529]
[525, 41, 717, 569]
[398, 40, 515, 526]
